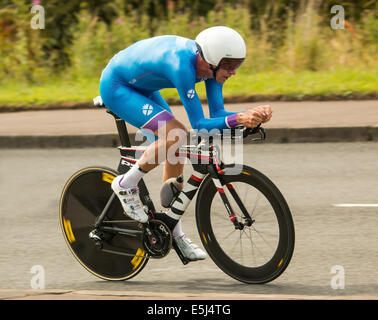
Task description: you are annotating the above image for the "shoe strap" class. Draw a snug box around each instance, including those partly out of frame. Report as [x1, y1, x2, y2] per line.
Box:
[180, 234, 194, 245]
[119, 186, 139, 196]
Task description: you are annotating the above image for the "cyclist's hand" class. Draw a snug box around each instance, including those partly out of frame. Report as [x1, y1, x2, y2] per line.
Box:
[236, 105, 272, 128]
[255, 105, 273, 123]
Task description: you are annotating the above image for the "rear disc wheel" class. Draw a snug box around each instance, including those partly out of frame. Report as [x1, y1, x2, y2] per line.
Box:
[59, 166, 148, 281]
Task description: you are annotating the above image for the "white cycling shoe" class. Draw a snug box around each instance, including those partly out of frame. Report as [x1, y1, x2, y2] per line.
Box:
[111, 176, 148, 223]
[174, 234, 207, 261]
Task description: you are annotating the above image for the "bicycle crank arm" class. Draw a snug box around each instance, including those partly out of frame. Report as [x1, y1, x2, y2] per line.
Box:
[172, 241, 190, 265]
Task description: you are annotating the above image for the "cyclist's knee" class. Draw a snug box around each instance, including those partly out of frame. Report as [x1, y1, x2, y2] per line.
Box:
[157, 118, 188, 144]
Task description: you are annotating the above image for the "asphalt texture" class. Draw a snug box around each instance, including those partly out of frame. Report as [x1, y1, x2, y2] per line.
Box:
[1, 143, 378, 301]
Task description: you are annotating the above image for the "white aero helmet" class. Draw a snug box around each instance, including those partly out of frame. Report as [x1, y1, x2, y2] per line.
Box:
[195, 26, 246, 72]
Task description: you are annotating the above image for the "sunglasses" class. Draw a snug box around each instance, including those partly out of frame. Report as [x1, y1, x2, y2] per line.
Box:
[218, 57, 245, 71]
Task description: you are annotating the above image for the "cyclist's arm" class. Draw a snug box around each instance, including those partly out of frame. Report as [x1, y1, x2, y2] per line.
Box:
[176, 83, 237, 130]
[205, 79, 273, 128]
[173, 73, 240, 131]
[205, 79, 243, 118]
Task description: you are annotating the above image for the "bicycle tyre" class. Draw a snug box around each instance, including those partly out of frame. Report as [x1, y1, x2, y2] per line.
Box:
[59, 166, 149, 281]
[196, 164, 295, 284]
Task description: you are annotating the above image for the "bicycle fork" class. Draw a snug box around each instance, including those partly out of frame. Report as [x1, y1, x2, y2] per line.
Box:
[207, 165, 254, 230]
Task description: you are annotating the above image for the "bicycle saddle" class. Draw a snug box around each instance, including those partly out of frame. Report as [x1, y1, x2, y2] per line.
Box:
[93, 96, 105, 108]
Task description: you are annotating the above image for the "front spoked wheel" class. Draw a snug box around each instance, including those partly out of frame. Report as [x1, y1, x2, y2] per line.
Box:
[196, 165, 295, 284]
[59, 166, 148, 281]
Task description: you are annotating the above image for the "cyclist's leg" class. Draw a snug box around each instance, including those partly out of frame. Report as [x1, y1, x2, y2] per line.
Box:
[144, 92, 205, 259]
[133, 89, 187, 174]
[136, 90, 173, 143]
[101, 83, 187, 179]
[138, 117, 187, 173]
[146, 90, 173, 113]
[100, 83, 205, 259]
[101, 80, 186, 168]
[101, 86, 173, 140]
[100, 83, 187, 221]
[143, 91, 186, 184]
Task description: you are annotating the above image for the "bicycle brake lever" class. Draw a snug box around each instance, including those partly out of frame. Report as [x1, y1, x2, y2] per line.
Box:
[228, 125, 265, 140]
[242, 124, 266, 141]
[251, 126, 266, 141]
[242, 124, 260, 138]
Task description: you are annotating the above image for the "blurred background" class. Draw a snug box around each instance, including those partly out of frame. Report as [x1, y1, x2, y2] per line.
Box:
[0, 0, 377, 106]
[0, 1, 377, 298]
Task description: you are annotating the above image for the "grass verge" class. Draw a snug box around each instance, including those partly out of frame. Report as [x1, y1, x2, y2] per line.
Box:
[0, 68, 376, 110]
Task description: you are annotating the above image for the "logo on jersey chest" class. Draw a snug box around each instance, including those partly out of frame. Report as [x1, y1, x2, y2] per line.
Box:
[142, 104, 154, 116]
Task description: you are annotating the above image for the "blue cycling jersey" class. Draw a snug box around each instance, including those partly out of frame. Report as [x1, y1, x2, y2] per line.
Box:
[99, 35, 238, 135]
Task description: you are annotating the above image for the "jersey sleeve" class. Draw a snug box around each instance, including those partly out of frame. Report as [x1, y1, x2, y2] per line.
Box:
[205, 79, 239, 118]
[172, 71, 240, 131]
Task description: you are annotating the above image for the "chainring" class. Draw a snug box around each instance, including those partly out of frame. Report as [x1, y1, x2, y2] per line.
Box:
[143, 220, 172, 259]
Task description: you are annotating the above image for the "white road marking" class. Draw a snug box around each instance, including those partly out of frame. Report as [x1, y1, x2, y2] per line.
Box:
[333, 204, 378, 207]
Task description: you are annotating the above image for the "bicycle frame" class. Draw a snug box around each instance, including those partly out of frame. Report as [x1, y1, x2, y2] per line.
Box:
[104, 110, 252, 226]
[91, 108, 256, 264]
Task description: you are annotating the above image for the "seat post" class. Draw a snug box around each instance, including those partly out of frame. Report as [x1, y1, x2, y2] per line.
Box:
[93, 96, 132, 148]
[106, 110, 131, 147]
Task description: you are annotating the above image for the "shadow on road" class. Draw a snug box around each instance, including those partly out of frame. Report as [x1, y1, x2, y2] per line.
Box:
[68, 279, 378, 298]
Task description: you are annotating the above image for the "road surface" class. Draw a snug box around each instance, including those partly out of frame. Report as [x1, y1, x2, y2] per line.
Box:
[0, 142, 377, 299]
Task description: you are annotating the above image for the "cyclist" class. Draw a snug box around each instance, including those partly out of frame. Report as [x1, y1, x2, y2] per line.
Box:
[99, 26, 273, 262]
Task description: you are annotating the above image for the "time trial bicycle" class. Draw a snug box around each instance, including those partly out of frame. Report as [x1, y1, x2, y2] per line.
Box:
[59, 96, 295, 284]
